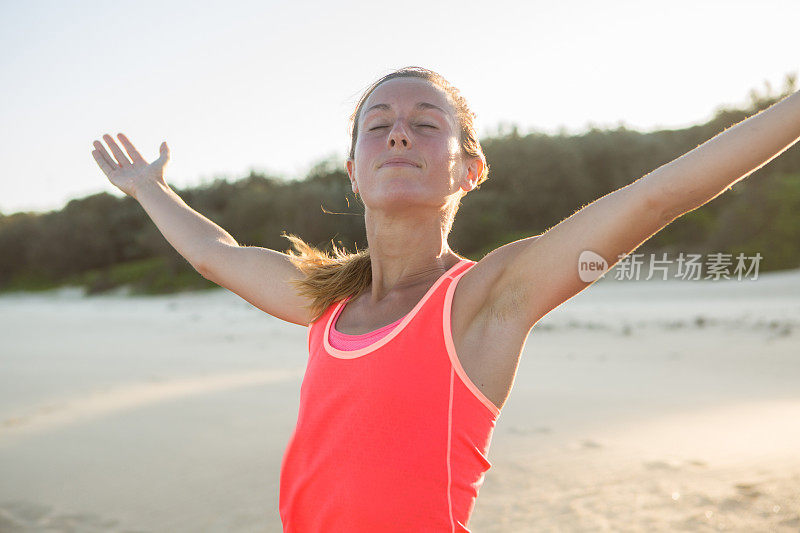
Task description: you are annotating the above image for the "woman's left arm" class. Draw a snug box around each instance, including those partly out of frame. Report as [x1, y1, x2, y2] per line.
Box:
[650, 89, 800, 221]
[484, 89, 800, 329]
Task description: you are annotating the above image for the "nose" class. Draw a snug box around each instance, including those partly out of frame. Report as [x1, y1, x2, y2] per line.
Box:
[387, 120, 410, 148]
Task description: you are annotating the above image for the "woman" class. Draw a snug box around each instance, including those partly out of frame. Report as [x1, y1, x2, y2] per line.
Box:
[91, 66, 800, 532]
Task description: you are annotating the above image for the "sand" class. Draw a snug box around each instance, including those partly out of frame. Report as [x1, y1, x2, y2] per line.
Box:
[1, 269, 798, 532]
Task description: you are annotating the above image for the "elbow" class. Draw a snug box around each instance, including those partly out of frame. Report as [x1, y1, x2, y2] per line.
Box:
[637, 178, 682, 227]
[194, 260, 212, 280]
[652, 196, 677, 225]
[637, 166, 711, 226]
[656, 196, 696, 226]
[193, 241, 239, 280]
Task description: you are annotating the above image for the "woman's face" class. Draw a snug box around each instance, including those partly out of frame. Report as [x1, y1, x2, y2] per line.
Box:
[347, 77, 476, 211]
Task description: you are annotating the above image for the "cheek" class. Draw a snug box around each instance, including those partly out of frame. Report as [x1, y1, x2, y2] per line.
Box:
[355, 134, 383, 159]
[429, 141, 460, 168]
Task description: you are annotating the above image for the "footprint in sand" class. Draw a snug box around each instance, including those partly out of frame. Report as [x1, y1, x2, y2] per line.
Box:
[643, 459, 681, 471]
[672, 512, 711, 530]
[567, 438, 604, 450]
[644, 458, 710, 470]
[779, 516, 800, 528]
[685, 493, 714, 506]
[718, 496, 748, 511]
[0, 500, 51, 523]
[0, 500, 123, 531]
[734, 482, 762, 499]
[507, 425, 552, 435]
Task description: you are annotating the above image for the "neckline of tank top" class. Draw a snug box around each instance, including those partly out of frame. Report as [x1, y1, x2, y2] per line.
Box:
[331, 258, 469, 337]
[331, 309, 405, 339]
[322, 258, 474, 359]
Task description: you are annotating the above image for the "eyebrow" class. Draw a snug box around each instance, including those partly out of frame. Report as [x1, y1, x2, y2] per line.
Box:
[364, 102, 447, 116]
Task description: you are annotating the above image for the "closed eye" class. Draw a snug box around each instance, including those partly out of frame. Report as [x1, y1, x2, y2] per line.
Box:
[368, 124, 437, 131]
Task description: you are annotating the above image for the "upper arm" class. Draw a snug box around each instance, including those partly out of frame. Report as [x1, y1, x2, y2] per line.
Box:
[483, 178, 669, 329]
[197, 244, 313, 326]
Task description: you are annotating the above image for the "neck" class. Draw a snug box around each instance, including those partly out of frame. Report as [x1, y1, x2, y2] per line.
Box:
[363, 207, 461, 303]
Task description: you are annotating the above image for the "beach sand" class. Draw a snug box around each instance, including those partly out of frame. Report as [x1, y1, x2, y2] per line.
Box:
[1, 270, 798, 532]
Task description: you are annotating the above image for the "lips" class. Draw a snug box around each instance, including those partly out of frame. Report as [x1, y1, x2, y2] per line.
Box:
[381, 157, 420, 168]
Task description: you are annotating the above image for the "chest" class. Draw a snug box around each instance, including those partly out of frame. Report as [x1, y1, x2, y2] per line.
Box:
[332, 269, 530, 413]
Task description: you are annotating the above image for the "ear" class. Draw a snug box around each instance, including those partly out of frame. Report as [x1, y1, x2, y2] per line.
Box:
[460, 157, 483, 192]
[346, 159, 359, 195]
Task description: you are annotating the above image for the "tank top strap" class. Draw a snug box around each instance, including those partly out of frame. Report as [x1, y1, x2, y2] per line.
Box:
[408, 257, 476, 323]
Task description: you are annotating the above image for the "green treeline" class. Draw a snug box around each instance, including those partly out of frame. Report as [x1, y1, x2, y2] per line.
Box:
[1, 76, 799, 296]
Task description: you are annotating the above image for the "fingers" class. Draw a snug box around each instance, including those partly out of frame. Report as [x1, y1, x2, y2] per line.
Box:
[91, 148, 115, 177]
[158, 141, 170, 164]
[102, 133, 132, 167]
[117, 133, 147, 165]
[92, 140, 117, 171]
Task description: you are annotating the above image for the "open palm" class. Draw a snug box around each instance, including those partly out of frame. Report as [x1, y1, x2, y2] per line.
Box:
[91, 133, 170, 199]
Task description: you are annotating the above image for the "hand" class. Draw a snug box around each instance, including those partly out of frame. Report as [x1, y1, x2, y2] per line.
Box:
[91, 133, 170, 199]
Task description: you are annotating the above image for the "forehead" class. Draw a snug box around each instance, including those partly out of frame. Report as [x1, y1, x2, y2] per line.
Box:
[362, 78, 455, 122]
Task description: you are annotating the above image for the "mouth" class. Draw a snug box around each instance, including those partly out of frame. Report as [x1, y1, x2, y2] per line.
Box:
[382, 162, 418, 168]
[380, 158, 420, 168]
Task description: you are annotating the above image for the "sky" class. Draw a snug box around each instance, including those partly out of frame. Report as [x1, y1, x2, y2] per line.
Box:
[1, 0, 797, 215]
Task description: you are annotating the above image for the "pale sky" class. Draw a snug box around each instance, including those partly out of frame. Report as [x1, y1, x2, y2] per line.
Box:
[1, 0, 797, 214]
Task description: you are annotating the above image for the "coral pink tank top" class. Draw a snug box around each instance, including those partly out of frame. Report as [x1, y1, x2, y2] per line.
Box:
[279, 259, 501, 532]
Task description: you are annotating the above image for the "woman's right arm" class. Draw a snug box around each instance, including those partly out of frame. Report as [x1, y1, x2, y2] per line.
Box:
[92, 133, 313, 327]
[136, 181, 313, 326]
[198, 245, 314, 327]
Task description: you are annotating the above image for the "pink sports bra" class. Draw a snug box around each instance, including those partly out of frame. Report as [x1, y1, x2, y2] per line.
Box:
[327, 295, 406, 350]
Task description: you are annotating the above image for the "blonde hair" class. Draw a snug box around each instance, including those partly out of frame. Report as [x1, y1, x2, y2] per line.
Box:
[284, 66, 490, 324]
